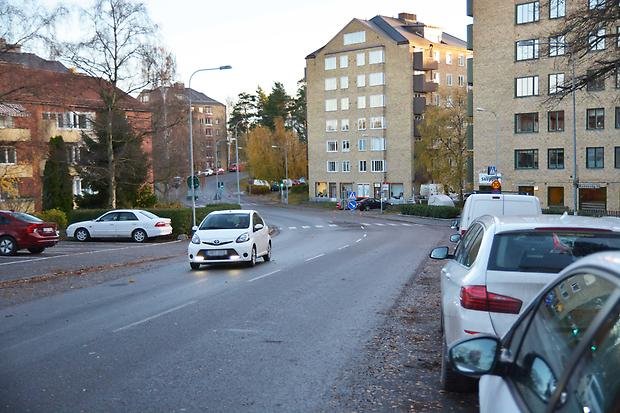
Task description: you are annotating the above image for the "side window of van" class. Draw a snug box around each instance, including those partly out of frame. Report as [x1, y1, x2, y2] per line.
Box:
[454, 223, 484, 266]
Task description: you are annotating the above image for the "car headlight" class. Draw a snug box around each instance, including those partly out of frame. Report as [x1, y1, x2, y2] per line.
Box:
[191, 233, 201, 244]
[236, 232, 250, 243]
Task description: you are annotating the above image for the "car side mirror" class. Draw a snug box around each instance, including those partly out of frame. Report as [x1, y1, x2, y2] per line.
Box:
[449, 336, 500, 377]
[449, 234, 461, 243]
[254, 223, 264, 231]
[429, 246, 451, 260]
[191, 225, 198, 235]
[450, 219, 460, 230]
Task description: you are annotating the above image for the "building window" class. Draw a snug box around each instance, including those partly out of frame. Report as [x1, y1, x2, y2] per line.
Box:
[206, 128, 212, 136]
[340, 76, 349, 89]
[370, 137, 386, 151]
[344, 31, 365, 45]
[342, 140, 350, 152]
[326, 141, 338, 152]
[339, 55, 348, 68]
[515, 75, 539, 97]
[586, 70, 605, 91]
[357, 74, 366, 87]
[516, 39, 539, 60]
[327, 161, 337, 172]
[446, 53, 452, 64]
[433, 72, 441, 84]
[616, 107, 620, 128]
[340, 98, 350, 111]
[615, 146, 620, 168]
[515, 149, 539, 169]
[358, 138, 367, 151]
[589, 28, 606, 51]
[369, 49, 384, 64]
[548, 73, 565, 94]
[588, 0, 605, 9]
[66, 143, 81, 165]
[548, 148, 565, 169]
[616, 66, 620, 88]
[446, 74, 453, 86]
[357, 96, 366, 109]
[341, 119, 349, 132]
[548, 110, 565, 132]
[458, 75, 465, 86]
[205, 118, 213, 125]
[369, 95, 385, 108]
[325, 56, 336, 70]
[368, 72, 384, 86]
[356, 52, 365, 66]
[586, 147, 604, 168]
[548, 186, 564, 206]
[586, 108, 605, 129]
[359, 160, 367, 172]
[358, 118, 367, 130]
[371, 160, 385, 172]
[549, 35, 566, 56]
[515, 113, 539, 133]
[326, 119, 337, 132]
[0, 115, 13, 128]
[433, 50, 440, 62]
[0, 146, 16, 164]
[549, 0, 565, 18]
[458, 54, 465, 66]
[516, 1, 540, 24]
[369, 116, 386, 129]
[325, 99, 337, 112]
[324, 78, 336, 90]
[341, 161, 351, 172]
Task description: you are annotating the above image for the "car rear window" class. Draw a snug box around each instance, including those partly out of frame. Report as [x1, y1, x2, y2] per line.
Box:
[139, 210, 158, 220]
[10, 212, 43, 223]
[200, 213, 250, 230]
[488, 230, 620, 273]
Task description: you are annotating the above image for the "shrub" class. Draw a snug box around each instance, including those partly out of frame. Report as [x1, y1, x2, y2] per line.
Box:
[247, 185, 271, 195]
[289, 183, 308, 194]
[135, 185, 158, 208]
[400, 204, 460, 219]
[38, 208, 68, 229]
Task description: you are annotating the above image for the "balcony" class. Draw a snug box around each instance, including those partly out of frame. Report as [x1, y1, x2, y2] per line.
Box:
[0, 128, 30, 142]
[466, 0, 473, 17]
[413, 74, 438, 93]
[466, 124, 473, 150]
[413, 96, 426, 115]
[413, 118, 422, 138]
[412, 52, 438, 71]
[467, 90, 474, 117]
[467, 24, 473, 50]
[467, 58, 473, 85]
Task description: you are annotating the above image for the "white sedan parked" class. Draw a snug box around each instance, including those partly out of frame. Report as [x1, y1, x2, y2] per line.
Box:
[188, 209, 271, 270]
[66, 209, 172, 243]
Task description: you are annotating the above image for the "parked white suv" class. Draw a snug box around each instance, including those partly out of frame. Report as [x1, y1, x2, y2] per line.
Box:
[188, 210, 271, 270]
[430, 214, 620, 392]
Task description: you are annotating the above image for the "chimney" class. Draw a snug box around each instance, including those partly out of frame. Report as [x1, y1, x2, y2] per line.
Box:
[0, 38, 22, 53]
[398, 13, 417, 23]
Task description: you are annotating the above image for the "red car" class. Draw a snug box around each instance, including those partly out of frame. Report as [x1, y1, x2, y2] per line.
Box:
[0, 210, 59, 255]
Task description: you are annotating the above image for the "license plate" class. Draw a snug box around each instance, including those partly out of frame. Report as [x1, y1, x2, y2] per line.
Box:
[42, 227, 54, 233]
[206, 250, 227, 257]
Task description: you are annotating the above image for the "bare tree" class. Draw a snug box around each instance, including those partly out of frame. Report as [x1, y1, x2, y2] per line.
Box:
[0, 0, 67, 52]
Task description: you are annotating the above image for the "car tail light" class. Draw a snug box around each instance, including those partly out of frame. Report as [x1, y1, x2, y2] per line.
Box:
[460, 229, 467, 236]
[460, 285, 522, 314]
[154, 221, 168, 227]
[26, 224, 39, 234]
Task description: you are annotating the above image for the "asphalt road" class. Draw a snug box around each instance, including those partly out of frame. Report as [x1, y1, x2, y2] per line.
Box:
[0, 204, 447, 412]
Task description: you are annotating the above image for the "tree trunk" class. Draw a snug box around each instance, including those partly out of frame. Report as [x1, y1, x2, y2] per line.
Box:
[107, 106, 116, 208]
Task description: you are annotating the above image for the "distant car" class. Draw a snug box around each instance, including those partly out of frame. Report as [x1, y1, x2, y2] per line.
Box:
[66, 209, 172, 243]
[0, 210, 59, 255]
[216, 167, 225, 175]
[449, 251, 620, 412]
[430, 214, 620, 392]
[228, 164, 237, 172]
[188, 209, 271, 270]
[428, 194, 455, 207]
[357, 198, 390, 211]
[336, 196, 367, 210]
[203, 168, 214, 176]
[250, 179, 270, 188]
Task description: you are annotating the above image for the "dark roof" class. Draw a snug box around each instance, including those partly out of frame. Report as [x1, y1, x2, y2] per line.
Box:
[369, 16, 409, 44]
[186, 88, 224, 106]
[0, 52, 68, 73]
[441, 32, 467, 48]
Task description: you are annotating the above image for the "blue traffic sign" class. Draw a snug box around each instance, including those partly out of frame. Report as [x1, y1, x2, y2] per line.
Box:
[348, 191, 356, 200]
[347, 200, 357, 210]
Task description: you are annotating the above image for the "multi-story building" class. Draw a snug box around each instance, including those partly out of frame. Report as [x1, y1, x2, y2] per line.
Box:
[306, 12, 469, 201]
[469, 0, 619, 211]
[138, 84, 227, 197]
[0, 44, 151, 211]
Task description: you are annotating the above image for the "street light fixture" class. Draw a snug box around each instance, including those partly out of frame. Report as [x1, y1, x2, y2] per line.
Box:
[188, 65, 231, 228]
[271, 144, 288, 204]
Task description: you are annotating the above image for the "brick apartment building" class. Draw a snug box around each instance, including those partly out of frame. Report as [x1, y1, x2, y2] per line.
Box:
[469, 0, 619, 211]
[0, 43, 151, 211]
[306, 12, 470, 201]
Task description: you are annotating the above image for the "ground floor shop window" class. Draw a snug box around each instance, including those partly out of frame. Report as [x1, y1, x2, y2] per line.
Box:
[518, 186, 534, 195]
[329, 182, 337, 198]
[579, 187, 606, 210]
[357, 183, 370, 197]
[548, 186, 564, 206]
[340, 183, 353, 200]
[389, 183, 404, 199]
[315, 182, 328, 197]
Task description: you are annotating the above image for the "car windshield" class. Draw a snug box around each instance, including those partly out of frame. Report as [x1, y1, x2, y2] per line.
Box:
[139, 210, 158, 220]
[10, 212, 43, 223]
[199, 213, 250, 230]
[488, 230, 620, 273]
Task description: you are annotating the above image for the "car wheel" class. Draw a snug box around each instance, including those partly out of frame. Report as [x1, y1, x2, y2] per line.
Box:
[263, 242, 272, 262]
[132, 229, 147, 243]
[190, 262, 201, 270]
[28, 247, 45, 254]
[0, 236, 17, 256]
[365, 205, 370, 211]
[248, 246, 257, 267]
[440, 332, 477, 393]
[75, 228, 90, 242]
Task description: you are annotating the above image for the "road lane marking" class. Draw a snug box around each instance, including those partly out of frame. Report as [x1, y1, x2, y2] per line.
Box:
[374, 223, 385, 226]
[401, 223, 412, 226]
[363, 234, 367, 238]
[338, 245, 349, 250]
[361, 223, 370, 226]
[315, 225, 324, 228]
[113, 300, 197, 333]
[355, 238, 362, 243]
[305, 253, 325, 262]
[328, 224, 338, 227]
[302, 225, 311, 229]
[387, 223, 398, 226]
[248, 269, 281, 283]
[288, 226, 297, 230]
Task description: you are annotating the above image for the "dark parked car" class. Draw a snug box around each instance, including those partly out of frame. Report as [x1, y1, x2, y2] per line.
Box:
[357, 198, 390, 211]
[336, 196, 367, 210]
[0, 210, 59, 255]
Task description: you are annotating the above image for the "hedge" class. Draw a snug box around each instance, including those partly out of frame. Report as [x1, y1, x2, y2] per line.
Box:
[289, 183, 308, 194]
[67, 204, 240, 237]
[399, 204, 460, 219]
[247, 185, 271, 195]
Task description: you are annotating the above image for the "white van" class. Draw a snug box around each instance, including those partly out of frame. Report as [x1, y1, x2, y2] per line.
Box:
[455, 193, 542, 235]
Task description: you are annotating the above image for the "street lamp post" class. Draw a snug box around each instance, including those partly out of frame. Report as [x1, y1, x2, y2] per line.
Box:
[188, 65, 231, 228]
[214, 139, 227, 201]
[272, 144, 288, 204]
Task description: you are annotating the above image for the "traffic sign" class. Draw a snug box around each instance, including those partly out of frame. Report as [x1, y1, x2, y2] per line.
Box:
[348, 191, 356, 200]
[347, 200, 357, 210]
[491, 179, 502, 193]
[187, 175, 199, 189]
[487, 165, 497, 176]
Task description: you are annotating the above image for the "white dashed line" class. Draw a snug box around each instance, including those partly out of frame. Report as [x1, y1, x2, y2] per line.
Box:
[361, 223, 371, 226]
[328, 224, 338, 227]
[288, 226, 297, 230]
[305, 253, 325, 262]
[387, 223, 398, 226]
[113, 300, 197, 333]
[355, 238, 362, 243]
[338, 245, 350, 250]
[374, 223, 385, 226]
[248, 269, 281, 283]
[302, 225, 311, 229]
[315, 225, 324, 228]
[401, 223, 412, 226]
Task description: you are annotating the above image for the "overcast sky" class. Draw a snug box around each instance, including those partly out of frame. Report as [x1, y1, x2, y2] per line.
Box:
[40, 0, 469, 105]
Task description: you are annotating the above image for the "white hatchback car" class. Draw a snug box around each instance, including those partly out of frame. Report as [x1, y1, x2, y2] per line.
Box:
[188, 209, 271, 270]
[430, 214, 620, 392]
[66, 209, 172, 242]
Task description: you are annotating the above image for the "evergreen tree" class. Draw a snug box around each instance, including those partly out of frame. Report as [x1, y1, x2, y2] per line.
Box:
[260, 82, 290, 130]
[289, 80, 307, 142]
[42, 136, 73, 213]
[228, 92, 258, 134]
